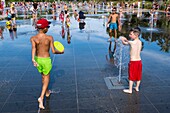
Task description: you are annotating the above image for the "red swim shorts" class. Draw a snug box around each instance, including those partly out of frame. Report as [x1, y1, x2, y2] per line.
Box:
[128, 60, 142, 81]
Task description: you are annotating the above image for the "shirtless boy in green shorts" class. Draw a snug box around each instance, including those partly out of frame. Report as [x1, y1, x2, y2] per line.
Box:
[30, 18, 64, 109]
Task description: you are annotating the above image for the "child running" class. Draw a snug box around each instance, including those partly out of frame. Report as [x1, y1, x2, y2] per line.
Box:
[0, 27, 3, 40]
[121, 27, 142, 94]
[30, 18, 64, 109]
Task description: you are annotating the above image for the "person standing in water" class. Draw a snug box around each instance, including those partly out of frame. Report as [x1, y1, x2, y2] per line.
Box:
[10, 7, 17, 24]
[32, 2, 38, 26]
[106, 7, 120, 42]
[121, 27, 142, 94]
[30, 18, 64, 109]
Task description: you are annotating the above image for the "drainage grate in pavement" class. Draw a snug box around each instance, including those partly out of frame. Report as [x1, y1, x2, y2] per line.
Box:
[104, 76, 129, 89]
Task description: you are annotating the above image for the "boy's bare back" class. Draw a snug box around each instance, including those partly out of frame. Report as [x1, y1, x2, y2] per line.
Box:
[129, 39, 142, 61]
[30, 33, 55, 58]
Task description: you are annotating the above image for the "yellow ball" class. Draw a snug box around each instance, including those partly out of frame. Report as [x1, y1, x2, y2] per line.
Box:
[54, 41, 64, 52]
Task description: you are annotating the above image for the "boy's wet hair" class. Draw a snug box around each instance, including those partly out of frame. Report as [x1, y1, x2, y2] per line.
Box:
[130, 27, 141, 36]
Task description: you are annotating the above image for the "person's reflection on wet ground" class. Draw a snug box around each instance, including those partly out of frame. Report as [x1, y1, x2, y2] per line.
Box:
[60, 25, 65, 39]
[45, 98, 51, 112]
[8, 27, 14, 40]
[79, 21, 86, 30]
[124, 94, 140, 113]
[67, 28, 71, 44]
[10, 24, 17, 40]
[13, 24, 17, 38]
[6, 21, 17, 40]
[65, 15, 71, 29]
[0, 26, 4, 40]
[106, 41, 116, 64]
[106, 26, 117, 54]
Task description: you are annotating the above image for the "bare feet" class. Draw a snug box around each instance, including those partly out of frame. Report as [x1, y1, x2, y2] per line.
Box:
[45, 90, 51, 97]
[134, 87, 139, 92]
[38, 97, 45, 109]
[123, 89, 132, 94]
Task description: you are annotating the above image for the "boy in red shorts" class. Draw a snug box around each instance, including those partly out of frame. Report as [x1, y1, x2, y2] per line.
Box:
[121, 27, 142, 94]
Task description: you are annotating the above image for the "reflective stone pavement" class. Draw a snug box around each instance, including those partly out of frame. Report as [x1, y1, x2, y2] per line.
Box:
[0, 18, 170, 113]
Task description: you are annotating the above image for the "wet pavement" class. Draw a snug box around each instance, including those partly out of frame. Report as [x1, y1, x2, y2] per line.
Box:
[0, 14, 170, 113]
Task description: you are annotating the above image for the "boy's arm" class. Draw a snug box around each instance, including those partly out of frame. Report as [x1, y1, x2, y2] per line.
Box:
[117, 14, 120, 25]
[120, 37, 130, 45]
[30, 37, 36, 61]
[50, 36, 64, 54]
[106, 14, 111, 27]
[30, 37, 38, 67]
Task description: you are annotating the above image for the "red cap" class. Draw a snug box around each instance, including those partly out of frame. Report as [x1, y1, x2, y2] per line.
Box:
[36, 18, 50, 29]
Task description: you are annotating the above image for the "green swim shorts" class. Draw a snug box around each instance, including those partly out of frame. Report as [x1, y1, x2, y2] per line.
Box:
[34, 56, 52, 75]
